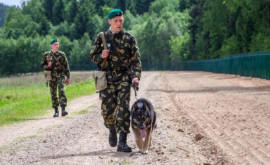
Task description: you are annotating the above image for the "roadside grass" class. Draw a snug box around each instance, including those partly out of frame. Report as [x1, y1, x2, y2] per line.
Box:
[0, 72, 96, 127]
[113, 161, 132, 164]
[71, 105, 97, 115]
[72, 109, 89, 115]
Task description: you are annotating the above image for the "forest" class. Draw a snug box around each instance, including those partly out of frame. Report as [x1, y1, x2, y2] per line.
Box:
[0, 0, 270, 76]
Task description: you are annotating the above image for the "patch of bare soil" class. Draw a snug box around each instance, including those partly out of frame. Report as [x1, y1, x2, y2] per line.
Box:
[0, 71, 269, 165]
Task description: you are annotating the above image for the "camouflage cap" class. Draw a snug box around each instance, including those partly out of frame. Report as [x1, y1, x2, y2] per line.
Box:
[108, 8, 123, 19]
[50, 38, 57, 45]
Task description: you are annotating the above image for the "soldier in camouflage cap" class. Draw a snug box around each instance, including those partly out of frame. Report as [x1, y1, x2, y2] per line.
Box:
[89, 8, 141, 152]
[41, 39, 70, 117]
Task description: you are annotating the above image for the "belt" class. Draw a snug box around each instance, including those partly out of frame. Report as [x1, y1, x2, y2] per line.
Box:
[52, 69, 63, 73]
[51, 70, 64, 76]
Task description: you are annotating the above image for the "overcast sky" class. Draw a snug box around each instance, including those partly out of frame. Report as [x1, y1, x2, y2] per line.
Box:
[0, 0, 30, 7]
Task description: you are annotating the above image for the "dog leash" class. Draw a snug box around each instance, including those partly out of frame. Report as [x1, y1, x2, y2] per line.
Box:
[131, 82, 139, 100]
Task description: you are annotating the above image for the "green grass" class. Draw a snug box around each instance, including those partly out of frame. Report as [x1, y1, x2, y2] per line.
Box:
[72, 109, 89, 115]
[113, 161, 132, 164]
[0, 79, 96, 126]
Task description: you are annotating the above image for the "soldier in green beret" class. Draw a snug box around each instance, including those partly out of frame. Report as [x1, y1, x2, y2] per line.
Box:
[41, 39, 70, 117]
[89, 8, 142, 152]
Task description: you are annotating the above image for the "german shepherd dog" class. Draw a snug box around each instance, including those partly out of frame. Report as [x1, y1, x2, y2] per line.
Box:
[131, 98, 156, 154]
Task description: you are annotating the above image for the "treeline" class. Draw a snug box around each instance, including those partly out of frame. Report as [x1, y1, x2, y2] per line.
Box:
[188, 0, 270, 60]
[0, 0, 270, 76]
[0, 3, 9, 27]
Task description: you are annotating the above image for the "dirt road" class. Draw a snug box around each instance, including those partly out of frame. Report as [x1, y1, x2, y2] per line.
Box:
[0, 71, 269, 165]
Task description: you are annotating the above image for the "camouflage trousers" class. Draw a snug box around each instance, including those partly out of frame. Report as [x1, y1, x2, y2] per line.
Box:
[99, 79, 131, 134]
[49, 73, 67, 109]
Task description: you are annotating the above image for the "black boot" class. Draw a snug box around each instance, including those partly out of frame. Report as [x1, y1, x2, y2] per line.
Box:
[109, 127, 117, 147]
[117, 132, 132, 152]
[61, 106, 68, 116]
[53, 108, 59, 117]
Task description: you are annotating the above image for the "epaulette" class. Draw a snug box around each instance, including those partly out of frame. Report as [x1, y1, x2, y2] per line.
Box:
[124, 31, 134, 37]
[124, 32, 135, 41]
[58, 51, 65, 55]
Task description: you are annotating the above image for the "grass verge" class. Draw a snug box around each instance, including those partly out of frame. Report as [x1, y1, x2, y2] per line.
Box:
[0, 80, 96, 126]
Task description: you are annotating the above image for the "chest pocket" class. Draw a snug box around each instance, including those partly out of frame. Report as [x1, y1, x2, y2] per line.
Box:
[117, 43, 131, 60]
[52, 54, 64, 70]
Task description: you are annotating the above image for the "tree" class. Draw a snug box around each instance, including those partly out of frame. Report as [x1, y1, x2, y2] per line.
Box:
[179, 0, 189, 12]
[187, 0, 204, 60]
[4, 7, 39, 39]
[0, 3, 9, 27]
[135, 0, 155, 15]
[52, 0, 65, 25]
[42, 0, 55, 22]
[22, 0, 49, 36]
[73, 0, 95, 39]
[65, 0, 78, 24]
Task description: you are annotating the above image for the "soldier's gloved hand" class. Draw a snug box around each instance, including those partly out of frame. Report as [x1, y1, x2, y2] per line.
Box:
[65, 78, 70, 86]
[132, 77, 139, 87]
[101, 50, 109, 59]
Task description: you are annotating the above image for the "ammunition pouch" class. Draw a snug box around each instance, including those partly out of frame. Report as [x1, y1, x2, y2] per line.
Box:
[44, 70, 52, 81]
[93, 70, 107, 91]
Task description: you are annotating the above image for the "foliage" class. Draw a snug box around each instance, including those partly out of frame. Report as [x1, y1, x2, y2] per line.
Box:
[187, 0, 270, 60]
[0, 72, 96, 126]
[0, 3, 9, 27]
[133, 0, 190, 69]
[0, 0, 270, 75]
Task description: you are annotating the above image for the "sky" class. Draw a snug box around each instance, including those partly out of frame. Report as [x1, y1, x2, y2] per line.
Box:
[0, 0, 30, 7]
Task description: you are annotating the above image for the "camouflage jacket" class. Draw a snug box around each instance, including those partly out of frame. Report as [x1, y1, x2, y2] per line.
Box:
[40, 50, 70, 78]
[89, 29, 142, 80]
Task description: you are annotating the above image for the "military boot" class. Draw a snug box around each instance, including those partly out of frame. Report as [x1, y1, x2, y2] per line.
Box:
[53, 107, 59, 117]
[117, 132, 132, 152]
[61, 106, 68, 116]
[109, 127, 117, 147]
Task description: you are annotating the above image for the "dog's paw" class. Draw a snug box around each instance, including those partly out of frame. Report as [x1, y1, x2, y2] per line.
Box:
[139, 149, 148, 154]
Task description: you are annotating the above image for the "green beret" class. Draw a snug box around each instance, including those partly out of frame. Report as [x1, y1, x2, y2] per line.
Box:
[108, 9, 123, 19]
[50, 38, 57, 45]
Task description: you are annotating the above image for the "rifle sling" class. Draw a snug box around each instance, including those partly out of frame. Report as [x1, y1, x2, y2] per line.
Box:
[51, 52, 63, 70]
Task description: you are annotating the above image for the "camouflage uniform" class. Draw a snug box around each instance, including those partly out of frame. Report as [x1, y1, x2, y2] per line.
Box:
[90, 29, 142, 134]
[40, 51, 70, 109]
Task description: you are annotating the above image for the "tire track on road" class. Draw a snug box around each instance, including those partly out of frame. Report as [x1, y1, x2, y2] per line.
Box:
[165, 71, 270, 164]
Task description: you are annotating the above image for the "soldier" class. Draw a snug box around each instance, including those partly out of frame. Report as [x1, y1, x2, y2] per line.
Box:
[41, 38, 70, 117]
[89, 9, 142, 152]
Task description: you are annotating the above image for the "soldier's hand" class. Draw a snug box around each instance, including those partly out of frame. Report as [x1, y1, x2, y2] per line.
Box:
[65, 78, 70, 86]
[101, 50, 109, 59]
[48, 62, 52, 68]
[132, 77, 139, 87]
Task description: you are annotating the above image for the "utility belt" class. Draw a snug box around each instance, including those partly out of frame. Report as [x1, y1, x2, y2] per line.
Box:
[106, 67, 128, 83]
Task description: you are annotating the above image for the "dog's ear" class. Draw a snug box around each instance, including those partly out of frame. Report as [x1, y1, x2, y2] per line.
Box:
[131, 102, 137, 119]
[143, 101, 150, 112]
[131, 103, 136, 110]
